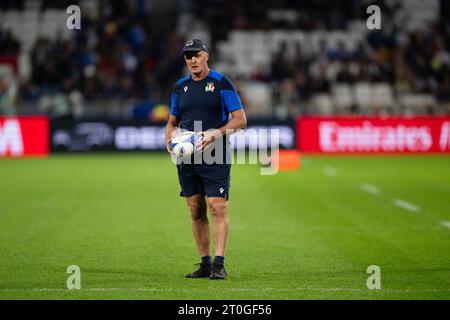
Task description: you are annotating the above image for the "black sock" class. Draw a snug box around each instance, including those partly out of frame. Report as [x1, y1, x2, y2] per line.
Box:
[201, 256, 212, 264]
[214, 256, 225, 265]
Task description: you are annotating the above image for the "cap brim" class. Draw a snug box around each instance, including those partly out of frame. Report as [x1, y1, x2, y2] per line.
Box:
[182, 48, 203, 54]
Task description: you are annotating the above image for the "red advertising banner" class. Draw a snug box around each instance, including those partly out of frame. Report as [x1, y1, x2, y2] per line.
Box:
[297, 116, 450, 153]
[0, 117, 49, 157]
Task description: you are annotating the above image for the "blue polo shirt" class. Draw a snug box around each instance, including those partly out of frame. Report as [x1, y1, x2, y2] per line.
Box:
[170, 69, 243, 132]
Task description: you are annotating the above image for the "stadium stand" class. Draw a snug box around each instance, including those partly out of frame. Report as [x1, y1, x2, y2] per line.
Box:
[0, 0, 449, 119]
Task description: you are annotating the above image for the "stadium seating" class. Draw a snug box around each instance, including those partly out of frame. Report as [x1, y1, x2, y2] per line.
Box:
[0, 0, 447, 119]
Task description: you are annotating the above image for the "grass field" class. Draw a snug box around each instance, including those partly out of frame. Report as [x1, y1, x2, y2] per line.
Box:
[0, 153, 449, 300]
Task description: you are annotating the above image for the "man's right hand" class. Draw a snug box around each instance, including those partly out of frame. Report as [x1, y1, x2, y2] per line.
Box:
[166, 138, 175, 156]
[165, 119, 180, 157]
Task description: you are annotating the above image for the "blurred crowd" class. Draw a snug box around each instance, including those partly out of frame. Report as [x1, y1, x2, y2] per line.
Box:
[192, 0, 365, 42]
[0, 0, 449, 118]
[259, 24, 450, 116]
[264, 30, 450, 97]
[202, 0, 450, 116]
[30, 1, 183, 117]
[1, 0, 186, 119]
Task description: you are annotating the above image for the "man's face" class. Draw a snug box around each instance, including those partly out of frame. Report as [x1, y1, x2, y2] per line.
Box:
[184, 50, 209, 75]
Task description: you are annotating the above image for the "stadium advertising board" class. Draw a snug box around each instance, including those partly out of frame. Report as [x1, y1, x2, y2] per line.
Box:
[0, 116, 49, 157]
[51, 120, 295, 152]
[297, 116, 450, 153]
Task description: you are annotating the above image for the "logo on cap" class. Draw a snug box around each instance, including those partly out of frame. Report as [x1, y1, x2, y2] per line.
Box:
[186, 40, 193, 46]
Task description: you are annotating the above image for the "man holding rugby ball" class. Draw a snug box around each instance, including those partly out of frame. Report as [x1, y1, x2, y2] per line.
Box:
[165, 39, 247, 280]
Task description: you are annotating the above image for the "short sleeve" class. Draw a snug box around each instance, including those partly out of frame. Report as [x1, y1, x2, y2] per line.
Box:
[170, 86, 180, 117]
[220, 76, 243, 113]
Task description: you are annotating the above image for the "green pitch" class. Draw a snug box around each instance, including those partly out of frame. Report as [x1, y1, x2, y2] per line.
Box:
[0, 153, 449, 300]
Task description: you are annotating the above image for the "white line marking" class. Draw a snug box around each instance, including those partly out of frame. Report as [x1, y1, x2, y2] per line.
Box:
[360, 183, 380, 195]
[393, 199, 420, 213]
[0, 287, 449, 293]
[233, 225, 440, 232]
[441, 221, 450, 229]
[324, 166, 337, 177]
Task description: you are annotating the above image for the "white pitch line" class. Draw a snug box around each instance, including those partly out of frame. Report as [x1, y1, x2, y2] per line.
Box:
[441, 221, 450, 229]
[393, 199, 420, 213]
[360, 183, 380, 195]
[0, 287, 449, 293]
[324, 166, 337, 177]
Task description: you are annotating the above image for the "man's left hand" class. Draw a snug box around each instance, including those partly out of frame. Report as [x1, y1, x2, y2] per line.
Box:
[197, 129, 222, 151]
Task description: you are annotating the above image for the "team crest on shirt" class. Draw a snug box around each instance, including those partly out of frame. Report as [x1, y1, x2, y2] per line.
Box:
[205, 82, 215, 92]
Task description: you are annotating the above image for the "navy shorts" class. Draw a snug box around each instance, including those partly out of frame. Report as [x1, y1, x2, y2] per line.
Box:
[176, 163, 231, 199]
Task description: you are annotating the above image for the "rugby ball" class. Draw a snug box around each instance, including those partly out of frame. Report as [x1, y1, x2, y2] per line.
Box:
[170, 131, 202, 157]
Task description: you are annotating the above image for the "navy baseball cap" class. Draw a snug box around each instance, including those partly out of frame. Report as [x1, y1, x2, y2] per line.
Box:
[182, 39, 208, 55]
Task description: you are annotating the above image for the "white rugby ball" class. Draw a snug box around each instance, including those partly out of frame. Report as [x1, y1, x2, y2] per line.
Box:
[170, 131, 202, 157]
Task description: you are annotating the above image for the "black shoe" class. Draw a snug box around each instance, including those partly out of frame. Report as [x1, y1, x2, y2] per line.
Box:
[185, 262, 211, 278]
[210, 262, 227, 280]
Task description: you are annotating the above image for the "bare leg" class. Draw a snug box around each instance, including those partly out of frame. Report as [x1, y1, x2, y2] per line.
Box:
[186, 194, 210, 257]
[207, 197, 229, 257]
